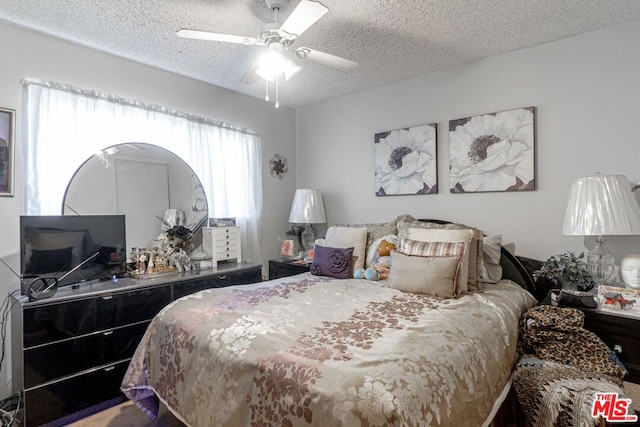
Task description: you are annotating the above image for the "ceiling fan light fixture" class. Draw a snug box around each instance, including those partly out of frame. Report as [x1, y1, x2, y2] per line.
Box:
[256, 50, 286, 81]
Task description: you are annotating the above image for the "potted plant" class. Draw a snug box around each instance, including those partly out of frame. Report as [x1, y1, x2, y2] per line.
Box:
[533, 251, 596, 292]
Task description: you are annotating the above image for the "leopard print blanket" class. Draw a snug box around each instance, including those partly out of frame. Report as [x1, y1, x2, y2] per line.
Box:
[514, 305, 628, 426]
[517, 305, 625, 383]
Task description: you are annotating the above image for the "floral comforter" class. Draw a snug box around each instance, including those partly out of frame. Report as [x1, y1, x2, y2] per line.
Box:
[121, 273, 536, 426]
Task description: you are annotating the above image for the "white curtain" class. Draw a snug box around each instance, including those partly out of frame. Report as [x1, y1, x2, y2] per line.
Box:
[22, 79, 263, 265]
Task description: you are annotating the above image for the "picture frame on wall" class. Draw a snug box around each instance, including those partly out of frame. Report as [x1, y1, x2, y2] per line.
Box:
[374, 123, 438, 196]
[0, 107, 15, 197]
[449, 106, 535, 193]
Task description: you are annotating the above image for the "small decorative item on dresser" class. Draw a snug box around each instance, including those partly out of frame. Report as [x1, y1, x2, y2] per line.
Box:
[621, 253, 640, 289]
[279, 236, 297, 259]
[533, 251, 596, 292]
[202, 226, 242, 265]
[209, 217, 236, 227]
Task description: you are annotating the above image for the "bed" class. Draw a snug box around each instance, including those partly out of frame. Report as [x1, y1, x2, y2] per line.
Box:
[121, 217, 542, 426]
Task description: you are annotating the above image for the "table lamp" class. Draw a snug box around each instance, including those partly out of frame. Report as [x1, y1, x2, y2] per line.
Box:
[289, 188, 326, 251]
[562, 174, 640, 283]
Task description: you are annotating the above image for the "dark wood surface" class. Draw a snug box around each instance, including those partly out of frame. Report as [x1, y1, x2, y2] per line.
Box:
[268, 259, 311, 280]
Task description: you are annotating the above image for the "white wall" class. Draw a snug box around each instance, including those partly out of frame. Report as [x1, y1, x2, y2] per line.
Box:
[296, 20, 640, 264]
[0, 21, 297, 398]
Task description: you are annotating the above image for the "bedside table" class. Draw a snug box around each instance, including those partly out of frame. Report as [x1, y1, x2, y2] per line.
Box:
[269, 259, 311, 280]
[543, 290, 640, 384]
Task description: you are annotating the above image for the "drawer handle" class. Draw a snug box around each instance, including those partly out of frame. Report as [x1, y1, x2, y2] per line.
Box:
[103, 330, 114, 337]
[218, 275, 227, 280]
[102, 295, 113, 300]
[104, 365, 116, 372]
[614, 344, 622, 354]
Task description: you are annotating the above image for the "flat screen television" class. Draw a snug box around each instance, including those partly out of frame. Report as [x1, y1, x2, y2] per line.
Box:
[20, 215, 127, 292]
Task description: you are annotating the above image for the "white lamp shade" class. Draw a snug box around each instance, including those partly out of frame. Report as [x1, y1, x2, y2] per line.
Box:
[289, 189, 326, 224]
[562, 174, 640, 236]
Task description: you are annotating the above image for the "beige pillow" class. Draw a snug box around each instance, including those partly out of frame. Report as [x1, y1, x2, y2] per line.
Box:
[388, 251, 460, 298]
[397, 215, 484, 292]
[397, 239, 466, 294]
[325, 226, 367, 271]
[406, 228, 473, 294]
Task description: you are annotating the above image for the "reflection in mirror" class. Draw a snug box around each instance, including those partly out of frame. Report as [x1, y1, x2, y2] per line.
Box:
[63, 143, 208, 252]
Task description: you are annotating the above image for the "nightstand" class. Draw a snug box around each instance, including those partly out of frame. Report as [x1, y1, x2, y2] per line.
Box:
[542, 290, 640, 384]
[268, 259, 311, 280]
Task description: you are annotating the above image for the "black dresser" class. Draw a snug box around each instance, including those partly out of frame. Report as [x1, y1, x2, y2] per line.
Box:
[11, 262, 262, 426]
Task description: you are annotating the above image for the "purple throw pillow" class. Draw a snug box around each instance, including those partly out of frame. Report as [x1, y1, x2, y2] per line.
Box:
[310, 244, 354, 279]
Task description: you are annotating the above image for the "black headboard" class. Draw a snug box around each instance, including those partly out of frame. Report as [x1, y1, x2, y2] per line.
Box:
[417, 219, 542, 301]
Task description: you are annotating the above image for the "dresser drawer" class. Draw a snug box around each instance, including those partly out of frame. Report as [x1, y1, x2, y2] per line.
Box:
[23, 359, 130, 427]
[173, 265, 262, 299]
[583, 310, 640, 382]
[23, 321, 149, 388]
[23, 286, 171, 348]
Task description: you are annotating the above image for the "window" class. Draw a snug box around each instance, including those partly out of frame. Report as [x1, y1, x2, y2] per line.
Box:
[22, 79, 263, 264]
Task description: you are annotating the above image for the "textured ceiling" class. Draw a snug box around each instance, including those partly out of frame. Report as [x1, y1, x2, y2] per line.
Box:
[2, 0, 640, 108]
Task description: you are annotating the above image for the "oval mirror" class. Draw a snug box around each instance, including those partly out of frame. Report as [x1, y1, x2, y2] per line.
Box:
[62, 143, 208, 251]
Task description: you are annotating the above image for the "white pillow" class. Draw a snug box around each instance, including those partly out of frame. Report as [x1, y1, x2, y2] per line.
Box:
[481, 234, 503, 284]
[406, 227, 474, 294]
[325, 226, 367, 271]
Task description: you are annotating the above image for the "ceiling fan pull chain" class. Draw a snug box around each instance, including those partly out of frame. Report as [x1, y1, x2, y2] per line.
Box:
[265, 79, 270, 101]
[275, 77, 279, 108]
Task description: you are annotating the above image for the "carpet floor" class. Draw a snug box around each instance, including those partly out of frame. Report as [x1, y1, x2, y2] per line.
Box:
[67, 400, 184, 427]
[64, 382, 640, 426]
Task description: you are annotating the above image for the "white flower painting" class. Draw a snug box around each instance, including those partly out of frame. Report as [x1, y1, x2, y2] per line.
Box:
[374, 124, 437, 196]
[449, 107, 535, 193]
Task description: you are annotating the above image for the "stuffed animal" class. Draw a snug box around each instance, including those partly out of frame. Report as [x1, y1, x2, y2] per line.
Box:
[354, 235, 398, 281]
[377, 239, 396, 257]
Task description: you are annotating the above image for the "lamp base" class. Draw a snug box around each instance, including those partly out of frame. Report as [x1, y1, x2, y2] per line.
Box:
[301, 224, 315, 251]
[586, 236, 615, 283]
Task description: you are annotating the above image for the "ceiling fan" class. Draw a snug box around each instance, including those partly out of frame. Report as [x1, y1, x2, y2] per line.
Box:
[177, 0, 358, 85]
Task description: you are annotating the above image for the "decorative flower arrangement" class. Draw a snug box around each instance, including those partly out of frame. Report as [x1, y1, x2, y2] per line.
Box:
[533, 251, 596, 291]
[166, 225, 193, 249]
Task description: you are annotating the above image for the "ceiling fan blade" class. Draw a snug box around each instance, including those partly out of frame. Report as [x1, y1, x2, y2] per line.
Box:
[241, 64, 261, 84]
[281, 57, 303, 81]
[280, 0, 328, 37]
[296, 47, 358, 73]
[176, 29, 260, 46]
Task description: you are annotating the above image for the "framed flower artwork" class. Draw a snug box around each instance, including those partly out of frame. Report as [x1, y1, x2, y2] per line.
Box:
[449, 107, 535, 193]
[374, 123, 437, 196]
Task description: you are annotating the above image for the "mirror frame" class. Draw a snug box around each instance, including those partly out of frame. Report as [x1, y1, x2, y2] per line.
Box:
[62, 142, 208, 251]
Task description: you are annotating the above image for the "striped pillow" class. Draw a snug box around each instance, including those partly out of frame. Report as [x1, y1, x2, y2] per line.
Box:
[398, 238, 466, 295]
